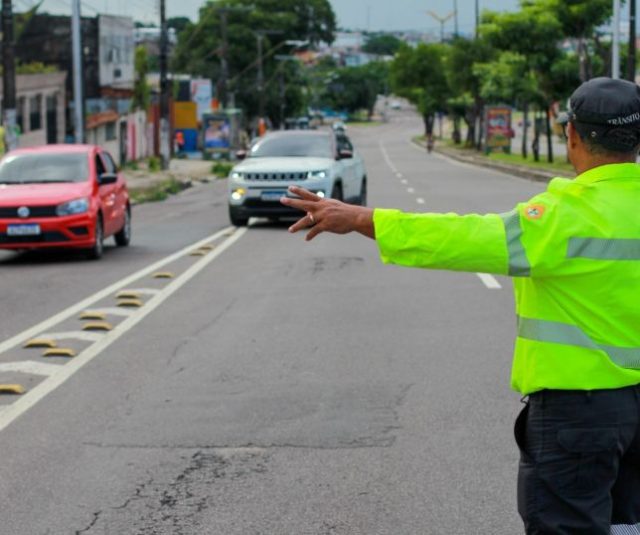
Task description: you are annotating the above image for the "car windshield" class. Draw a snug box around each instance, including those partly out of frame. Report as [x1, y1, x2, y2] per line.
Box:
[250, 135, 333, 158]
[0, 153, 89, 184]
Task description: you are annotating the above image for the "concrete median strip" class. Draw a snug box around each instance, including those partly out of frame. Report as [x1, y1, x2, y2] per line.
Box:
[0, 226, 247, 433]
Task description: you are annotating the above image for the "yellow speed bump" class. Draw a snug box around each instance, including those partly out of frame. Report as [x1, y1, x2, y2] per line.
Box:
[43, 348, 76, 358]
[116, 290, 141, 299]
[82, 321, 113, 332]
[198, 245, 215, 251]
[0, 384, 25, 395]
[153, 271, 175, 279]
[117, 298, 143, 308]
[24, 338, 57, 349]
[190, 250, 207, 256]
[79, 311, 107, 321]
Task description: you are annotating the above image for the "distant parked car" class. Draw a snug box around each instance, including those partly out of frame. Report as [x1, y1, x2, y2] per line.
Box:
[0, 144, 130, 259]
[390, 101, 402, 110]
[228, 130, 367, 226]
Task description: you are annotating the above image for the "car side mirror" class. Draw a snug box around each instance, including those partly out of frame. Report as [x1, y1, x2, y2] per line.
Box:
[99, 172, 118, 185]
[235, 150, 247, 160]
[338, 149, 353, 160]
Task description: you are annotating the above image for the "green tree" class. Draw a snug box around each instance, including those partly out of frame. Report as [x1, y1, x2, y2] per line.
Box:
[172, 0, 336, 121]
[480, 5, 563, 161]
[444, 37, 494, 147]
[391, 44, 449, 136]
[132, 46, 150, 111]
[167, 16, 191, 36]
[362, 34, 403, 56]
[323, 62, 389, 119]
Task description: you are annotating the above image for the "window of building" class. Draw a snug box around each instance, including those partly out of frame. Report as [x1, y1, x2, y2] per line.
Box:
[29, 95, 42, 131]
[105, 121, 116, 141]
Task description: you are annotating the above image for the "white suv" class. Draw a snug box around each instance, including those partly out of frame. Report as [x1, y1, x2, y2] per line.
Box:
[227, 130, 367, 226]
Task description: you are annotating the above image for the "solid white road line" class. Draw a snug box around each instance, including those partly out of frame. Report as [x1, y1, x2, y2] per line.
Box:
[0, 227, 248, 433]
[0, 361, 63, 376]
[117, 288, 161, 296]
[0, 227, 235, 358]
[476, 273, 502, 289]
[82, 307, 135, 317]
[37, 331, 105, 343]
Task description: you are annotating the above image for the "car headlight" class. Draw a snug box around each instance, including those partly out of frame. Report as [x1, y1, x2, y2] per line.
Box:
[307, 170, 329, 179]
[56, 197, 89, 216]
[230, 171, 243, 180]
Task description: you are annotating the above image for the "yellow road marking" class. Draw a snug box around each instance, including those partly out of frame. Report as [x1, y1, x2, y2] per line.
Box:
[43, 348, 76, 358]
[0, 384, 25, 395]
[79, 311, 107, 320]
[116, 290, 141, 299]
[24, 339, 57, 349]
[117, 299, 144, 308]
[189, 250, 207, 256]
[82, 321, 113, 332]
[153, 271, 175, 279]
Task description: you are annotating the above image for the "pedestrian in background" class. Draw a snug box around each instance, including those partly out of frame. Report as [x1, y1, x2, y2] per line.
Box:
[281, 77, 640, 534]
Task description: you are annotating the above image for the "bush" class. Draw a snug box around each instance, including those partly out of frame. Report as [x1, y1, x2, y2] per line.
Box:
[148, 156, 161, 172]
[211, 162, 233, 177]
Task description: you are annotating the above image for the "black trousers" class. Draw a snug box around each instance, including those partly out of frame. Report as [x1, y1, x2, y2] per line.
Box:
[515, 384, 640, 535]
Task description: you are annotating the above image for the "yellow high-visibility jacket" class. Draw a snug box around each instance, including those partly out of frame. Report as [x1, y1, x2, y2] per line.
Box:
[373, 163, 640, 394]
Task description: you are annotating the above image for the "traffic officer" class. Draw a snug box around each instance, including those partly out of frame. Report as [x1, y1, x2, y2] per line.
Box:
[280, 77, 640, 534]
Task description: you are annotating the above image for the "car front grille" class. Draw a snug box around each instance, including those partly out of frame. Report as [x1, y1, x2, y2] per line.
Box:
[0, 231, 69, 244]
[244, 172, 307, 181]
[0, 205, 58, 218]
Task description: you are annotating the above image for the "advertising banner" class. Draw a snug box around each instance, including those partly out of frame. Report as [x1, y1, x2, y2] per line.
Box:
[191, 79, 213, 120]
[484, 106, 512, 154]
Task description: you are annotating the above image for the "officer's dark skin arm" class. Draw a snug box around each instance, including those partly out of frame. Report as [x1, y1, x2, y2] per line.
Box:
[283, 122, 637, 241]
[281, 186, 376, 241]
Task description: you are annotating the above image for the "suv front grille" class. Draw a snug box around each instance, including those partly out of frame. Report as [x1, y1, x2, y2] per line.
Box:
[244, 172, 307, 181]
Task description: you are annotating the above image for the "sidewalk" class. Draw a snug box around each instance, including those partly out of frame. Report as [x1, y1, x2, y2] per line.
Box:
[123, 159, 219, 204]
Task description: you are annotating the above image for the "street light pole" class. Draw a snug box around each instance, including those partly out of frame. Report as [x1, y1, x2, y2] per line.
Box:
[2, 0, 18, 150]
[427, 11, 454, 43]
[71, 0, 84, 144]
[628, 0, 636, 81]
[256, 32, 265, 118]
[159, 0, 170, 169]
[612, 0, 621, 79]
[453, 0, 458, 37]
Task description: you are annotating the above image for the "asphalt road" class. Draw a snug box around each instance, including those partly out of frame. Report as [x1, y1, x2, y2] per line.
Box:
[0, 109, 547, 535]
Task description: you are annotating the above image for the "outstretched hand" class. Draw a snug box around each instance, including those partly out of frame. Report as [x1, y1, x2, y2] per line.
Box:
[280, 186, 375, 241]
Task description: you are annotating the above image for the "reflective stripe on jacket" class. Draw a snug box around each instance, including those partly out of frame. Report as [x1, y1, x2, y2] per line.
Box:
[373, 163, 640, 395]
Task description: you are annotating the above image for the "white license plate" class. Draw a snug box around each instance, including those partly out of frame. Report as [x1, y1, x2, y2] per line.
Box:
[7, 224, 41, 236]
[261, 191, 286, 202]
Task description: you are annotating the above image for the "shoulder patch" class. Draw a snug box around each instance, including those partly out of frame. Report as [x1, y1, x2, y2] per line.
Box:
[523, 204, 545, 220]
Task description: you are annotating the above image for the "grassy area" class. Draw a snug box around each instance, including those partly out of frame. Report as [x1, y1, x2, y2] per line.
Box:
[129, 177, 185, 204]
[488, 151, 574, 175]
[211, 161, 234, 177]
[427, 137, 574, 176]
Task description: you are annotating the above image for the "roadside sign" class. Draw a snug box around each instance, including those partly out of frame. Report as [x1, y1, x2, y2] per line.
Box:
[484, 106, 512, 154]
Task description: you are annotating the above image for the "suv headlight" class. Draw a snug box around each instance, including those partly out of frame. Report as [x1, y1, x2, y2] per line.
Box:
[307, 170, 329, 179]
[230, 171, 243, 180]
[56, 197, 89, 216]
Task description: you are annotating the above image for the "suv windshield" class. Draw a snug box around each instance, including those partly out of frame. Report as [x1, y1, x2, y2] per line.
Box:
[0, 153, 89, 184]
[250, 135, 333, 158]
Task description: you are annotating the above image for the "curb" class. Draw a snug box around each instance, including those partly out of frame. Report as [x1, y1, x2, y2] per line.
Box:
[413, 139, 573, 183]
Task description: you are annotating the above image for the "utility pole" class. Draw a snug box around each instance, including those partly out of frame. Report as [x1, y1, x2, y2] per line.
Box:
[71, 0, 84, 144]
[2, 0, 17, 150]
[628, 0, 636, 81]
[279, 70, 285, 130]
[256, 32, 265, 119]
[159, 0, 170, 169]
[218, 8, 229, 108]
[453, 0, 458, 37]
[612, 0, 621, 79]
[475, 0, 479, 38]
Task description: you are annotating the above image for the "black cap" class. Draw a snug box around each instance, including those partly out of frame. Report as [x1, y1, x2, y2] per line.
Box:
[558, 77, 640, 152]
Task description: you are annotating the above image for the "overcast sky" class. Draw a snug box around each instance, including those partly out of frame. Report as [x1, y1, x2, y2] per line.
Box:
[33, 0, 625, 34]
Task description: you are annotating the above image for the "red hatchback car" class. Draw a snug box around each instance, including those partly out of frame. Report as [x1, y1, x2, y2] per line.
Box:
[0, 144, 130, 259]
